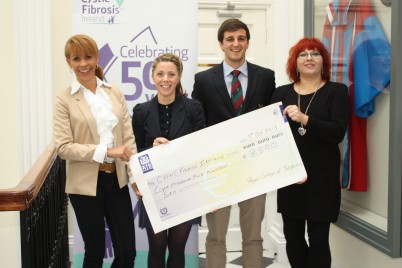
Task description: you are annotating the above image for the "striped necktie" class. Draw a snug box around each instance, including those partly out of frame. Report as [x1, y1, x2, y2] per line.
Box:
[231, 70, 243, 116]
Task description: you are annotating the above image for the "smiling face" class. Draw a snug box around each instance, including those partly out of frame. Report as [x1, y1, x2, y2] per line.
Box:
[296, 49, 323, 78]
[67, 49, 98, 87]
[219, 29, 249, 68]
[152, 61, 180, 104]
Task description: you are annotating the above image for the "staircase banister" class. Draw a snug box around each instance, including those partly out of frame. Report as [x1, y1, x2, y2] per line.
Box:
[0, 142, 57, 211]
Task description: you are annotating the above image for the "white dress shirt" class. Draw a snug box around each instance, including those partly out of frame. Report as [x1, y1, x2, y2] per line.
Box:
[70, 77, 118, 163]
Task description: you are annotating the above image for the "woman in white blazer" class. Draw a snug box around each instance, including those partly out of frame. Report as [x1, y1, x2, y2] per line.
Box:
[53, 34, 136, 268]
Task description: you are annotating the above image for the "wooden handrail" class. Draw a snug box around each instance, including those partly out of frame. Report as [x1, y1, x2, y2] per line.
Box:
[0, 142, 57, 211]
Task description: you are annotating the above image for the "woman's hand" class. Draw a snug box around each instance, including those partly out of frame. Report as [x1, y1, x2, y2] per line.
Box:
[283, 105, 309, 126]
[153, 137, 169, 147]
[131, 182, 143, 198]
[107, 146, 132, 162]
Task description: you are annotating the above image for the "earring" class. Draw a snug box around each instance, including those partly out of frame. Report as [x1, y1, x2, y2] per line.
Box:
[296, 69, 300, 78]
[321, 68, 324, 74]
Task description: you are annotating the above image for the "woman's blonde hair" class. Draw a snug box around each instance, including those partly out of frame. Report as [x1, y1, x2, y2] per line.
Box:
[64, 34, 104, 80]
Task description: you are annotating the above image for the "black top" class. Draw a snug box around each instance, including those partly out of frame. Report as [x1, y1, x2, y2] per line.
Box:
[270, 81, 350, 222]
[132, 95, 205, 152]
[132, 95, 205, 228]
[158, 102, 174, 138]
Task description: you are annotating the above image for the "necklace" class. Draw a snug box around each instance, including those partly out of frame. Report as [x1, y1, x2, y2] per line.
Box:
[297, 81, 321, 136]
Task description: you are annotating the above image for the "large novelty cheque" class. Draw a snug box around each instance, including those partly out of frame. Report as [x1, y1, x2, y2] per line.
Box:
[130, 102, 307, 233]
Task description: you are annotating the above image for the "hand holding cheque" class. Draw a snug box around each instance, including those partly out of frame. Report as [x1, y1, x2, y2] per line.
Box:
[130, 102, 307, 233]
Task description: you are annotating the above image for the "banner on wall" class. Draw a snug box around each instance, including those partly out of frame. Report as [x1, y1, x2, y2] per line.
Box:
[72, 0, 197, 113]
[72, 1, 199, 267]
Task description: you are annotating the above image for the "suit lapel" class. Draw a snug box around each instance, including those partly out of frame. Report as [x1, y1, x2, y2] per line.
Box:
[73, 90, 99, 143]
[242, 62, 257, 112]
[170, 96, 185, 138]
[213, 64, 234, 113]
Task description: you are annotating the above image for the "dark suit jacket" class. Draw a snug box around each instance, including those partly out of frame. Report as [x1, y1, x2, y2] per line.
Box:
[132, 95, 205, 152]
[192, 62, 276, 126]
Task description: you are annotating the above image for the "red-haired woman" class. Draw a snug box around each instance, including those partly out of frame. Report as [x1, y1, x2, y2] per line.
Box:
[270, 37, 350, 268]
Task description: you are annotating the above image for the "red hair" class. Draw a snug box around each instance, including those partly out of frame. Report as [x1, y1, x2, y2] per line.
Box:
[286, 37, 331, 82]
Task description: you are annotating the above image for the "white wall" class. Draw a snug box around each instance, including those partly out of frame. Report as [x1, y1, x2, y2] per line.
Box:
[0, 1, 22, 267]
[52, 2, 72, 93]
[0, 0, 71, 267]
[1, 0, 402, 267]
[0, 2, 19, 184]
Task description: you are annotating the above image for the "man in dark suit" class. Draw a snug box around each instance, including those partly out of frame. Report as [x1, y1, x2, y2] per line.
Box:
[192, 18, 276, 268]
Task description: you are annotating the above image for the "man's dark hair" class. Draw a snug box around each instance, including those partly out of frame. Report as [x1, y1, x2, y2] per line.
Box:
[217, 19, 250, 43]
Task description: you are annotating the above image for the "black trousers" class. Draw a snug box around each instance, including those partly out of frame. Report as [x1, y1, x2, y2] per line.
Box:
[69, 171, 136, 268]
[282, 214, 331, 268]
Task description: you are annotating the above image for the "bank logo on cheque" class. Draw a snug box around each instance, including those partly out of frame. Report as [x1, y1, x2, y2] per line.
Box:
[138, 154, 154, 174]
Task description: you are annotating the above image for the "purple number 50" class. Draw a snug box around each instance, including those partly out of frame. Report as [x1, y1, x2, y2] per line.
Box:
[122, 61, 155, 101]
